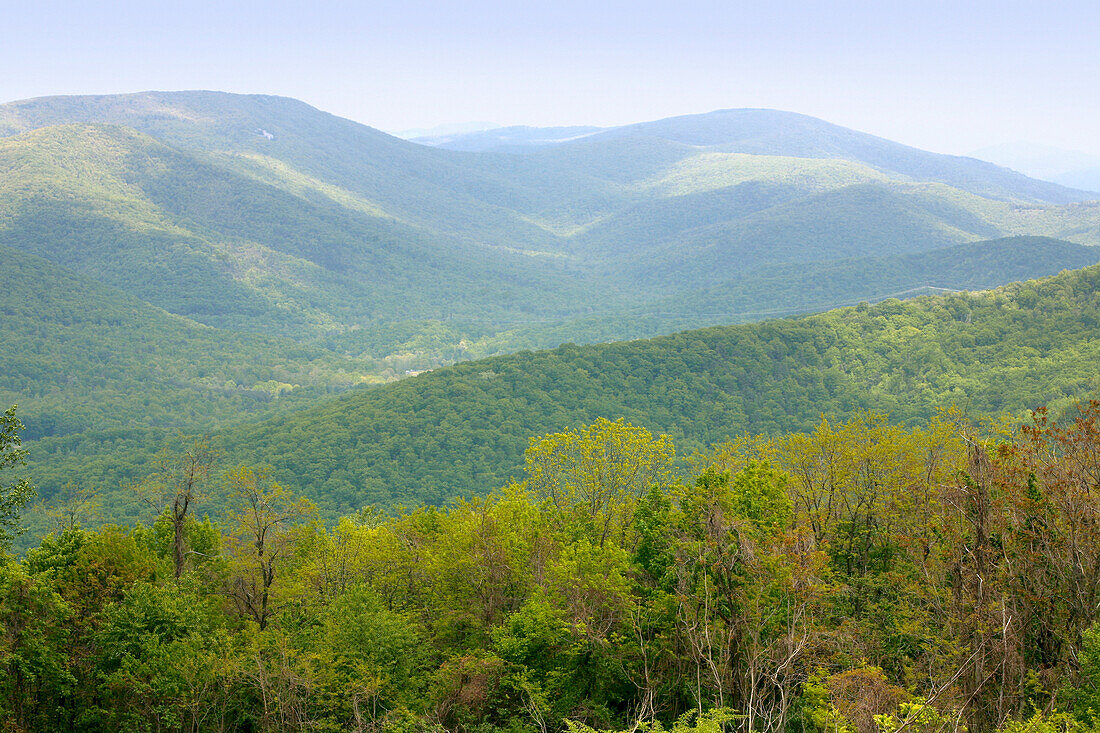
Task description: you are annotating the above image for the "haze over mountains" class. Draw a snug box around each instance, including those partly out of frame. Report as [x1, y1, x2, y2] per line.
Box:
[2, 90, 1100, 527]
[970, 141, 1100, 193]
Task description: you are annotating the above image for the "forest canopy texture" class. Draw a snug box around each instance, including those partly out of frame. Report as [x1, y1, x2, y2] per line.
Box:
[5, 407, 1100, 733]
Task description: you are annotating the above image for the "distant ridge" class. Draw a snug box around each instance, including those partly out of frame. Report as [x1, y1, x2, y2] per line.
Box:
[393, 120, 501, 140]
[970, 141, 1100, 193]
[415, 124, 604, 151]
[433, 107, 1096, 205]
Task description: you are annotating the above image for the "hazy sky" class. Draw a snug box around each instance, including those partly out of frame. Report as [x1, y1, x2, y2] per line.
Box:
[3, 0, 1098, 155]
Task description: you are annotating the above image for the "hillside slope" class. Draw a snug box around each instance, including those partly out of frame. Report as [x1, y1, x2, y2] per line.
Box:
[27, 261, 1100, 524]
[442, 108, 1097, 204]
[460, 236, 1100, 351]
[0, 91, 568, 250]
[0, 244, 381, 441]
[3, 93, 1098, 319]
[0, 123, 603, 338]
[211, 263, 1100, 514]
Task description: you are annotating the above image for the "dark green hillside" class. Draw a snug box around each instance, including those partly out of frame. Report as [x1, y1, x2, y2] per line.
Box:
[0, 244, 383, 441]
[191, 263, 1096, 516]
[636, 183, 1001, 285]
[567, 181, 807, 257]
[218, 263, 1100, 513]
[476, 236, 1100, 349]
[674, 235, 1100, 316]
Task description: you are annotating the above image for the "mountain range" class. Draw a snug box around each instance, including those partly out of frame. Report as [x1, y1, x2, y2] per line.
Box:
[2, 90, 1099, 532]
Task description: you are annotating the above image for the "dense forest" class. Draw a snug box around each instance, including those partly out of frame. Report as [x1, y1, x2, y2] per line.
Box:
[5, 401, 1100, 733]
[24, 260, 1100, 532]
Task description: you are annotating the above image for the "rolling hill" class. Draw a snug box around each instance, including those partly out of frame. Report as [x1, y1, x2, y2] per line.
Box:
[0, 122, 599, 339]
[448, 236, 1100, 351]
[436, 107, 1096, 203]
[24, 260, 1100, 530]
[2, 92, 1098, 347]
[0, 243, 385, 442]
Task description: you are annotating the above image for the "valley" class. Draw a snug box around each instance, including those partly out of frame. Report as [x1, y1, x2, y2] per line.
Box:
[2, 94, 1099, 491]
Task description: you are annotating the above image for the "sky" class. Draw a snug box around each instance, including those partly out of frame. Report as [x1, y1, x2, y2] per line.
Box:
[2, 0, 1098, 156]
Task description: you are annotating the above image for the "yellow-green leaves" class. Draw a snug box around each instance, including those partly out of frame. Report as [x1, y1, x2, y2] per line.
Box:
[524, 417, 675, 547]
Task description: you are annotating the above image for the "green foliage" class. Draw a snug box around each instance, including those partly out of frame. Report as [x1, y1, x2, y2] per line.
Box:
[0, 560, 74, 727]
[525, 417, 675, 547]
[0, 243, 384, 440]
[874, 701, 957, 733]
[493, 595, 574, 673]
[994, 712, 1100, 733]
[313, 584, 427, 720]
[1070, 623, 1100, 723]
[7, 410, 1100, 731]
[564, 708, 738, 733]
[0, 406, 34, 551]
[725, 462, 792, 532]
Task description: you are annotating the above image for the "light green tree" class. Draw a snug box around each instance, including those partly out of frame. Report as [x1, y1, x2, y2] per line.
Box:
[524, 417, 674, 547]
[224, 465, 314, 630]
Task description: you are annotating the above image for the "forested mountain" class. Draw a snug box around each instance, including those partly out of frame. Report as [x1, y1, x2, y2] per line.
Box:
[461, 235, 1100, 350]
[4, 90, 1100, 534]
[3, 92, 1098, 312]
[25, 262, 1100, 529]
[0, 122, 596, 338]
[432, 107, 1094, 203]
[205, 262, 1100, 513]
